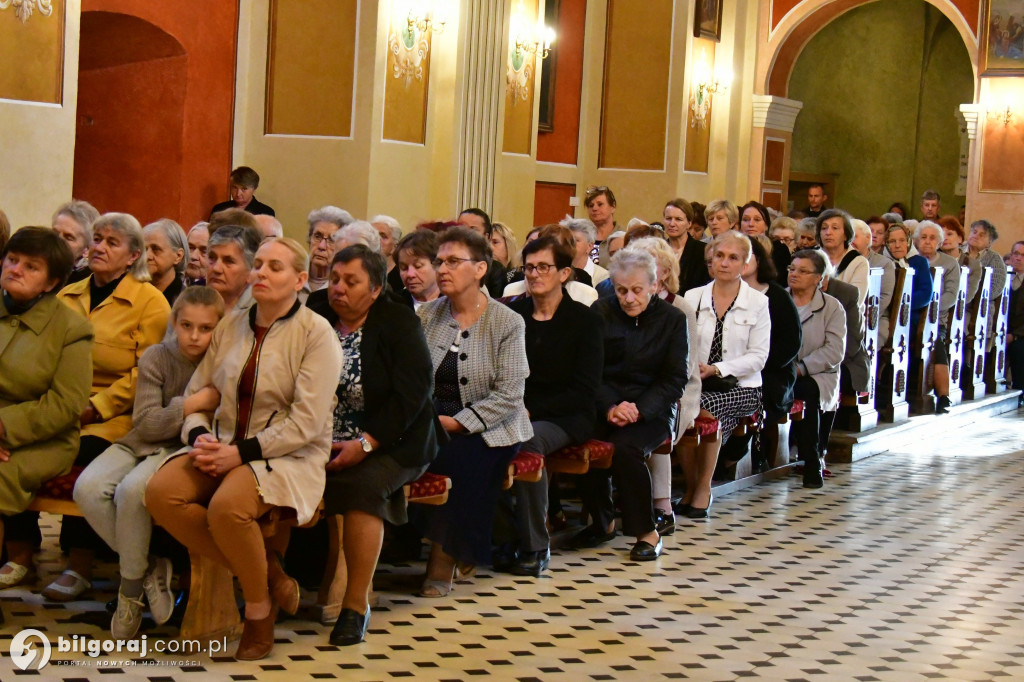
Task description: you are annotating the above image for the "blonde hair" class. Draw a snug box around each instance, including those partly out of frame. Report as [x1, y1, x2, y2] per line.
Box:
[626, 237, 680, 293]
[490, 222, 520, 268]
[171, 285, 225, 322]
[704, 199, 739, 226]
[263, 237, 310, 274]
[712, 230, 753, 264]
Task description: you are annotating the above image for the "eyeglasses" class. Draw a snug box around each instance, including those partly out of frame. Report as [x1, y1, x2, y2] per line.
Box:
[432, 256, 478, 269]
[311, 232, 333, 245]
[524, 263, 557, 275]
[776, 236, 795, 245]
[787, 266, 819, 276]
[585, 185, 609, 196]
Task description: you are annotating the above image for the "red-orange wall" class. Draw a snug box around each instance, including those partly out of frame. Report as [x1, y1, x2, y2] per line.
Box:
[76, 0, 238, 227]
[534, 182, 576, 226]
[537, 0, 586, 164]
[74, 56, 186, 224]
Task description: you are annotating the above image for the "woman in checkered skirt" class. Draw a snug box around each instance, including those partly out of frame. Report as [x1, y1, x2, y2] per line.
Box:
[682, 231, 771, 518]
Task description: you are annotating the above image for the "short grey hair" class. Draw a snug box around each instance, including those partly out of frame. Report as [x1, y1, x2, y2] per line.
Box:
[881, 212, 904, 226]
[970, 219, 999, 243]
[189, 221, 210, 235]
[143, 219, 189, 276]
[255, 214, 284, 238]
[92, 212, 151, 282]
[914, 220, 943, 242]
[306, 206, 354, 238]
[812, 248, 836, 278]
[334, 220, 382, 252]
[791, 248, 828, 276]
[609, 247, 657, 286]
[560, 217, 597, 246]
[798, 217, 817, 236]
[208, 224, 259, 269]
[851, 218, 872, 240]
[53, 199, 100, 243]
[712, 230, 753, 263]
[370, 214, 402, 241]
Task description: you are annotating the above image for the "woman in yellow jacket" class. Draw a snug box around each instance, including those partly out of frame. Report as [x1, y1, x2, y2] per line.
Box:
[44, 213, 170, 601]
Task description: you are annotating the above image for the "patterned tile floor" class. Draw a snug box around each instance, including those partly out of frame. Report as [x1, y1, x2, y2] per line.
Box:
[2, 411, 1023, 681]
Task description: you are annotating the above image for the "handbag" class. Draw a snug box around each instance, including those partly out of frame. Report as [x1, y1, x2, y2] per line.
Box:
[702, 374, 739, 393]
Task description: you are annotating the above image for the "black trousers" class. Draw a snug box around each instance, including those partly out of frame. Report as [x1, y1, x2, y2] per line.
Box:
[1008, 338, 1024, 390]
[793, 376, 824, 466]
[578, 419, 669, 538]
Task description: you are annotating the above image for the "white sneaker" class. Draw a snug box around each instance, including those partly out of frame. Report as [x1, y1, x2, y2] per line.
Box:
[111, 591, 145, 639]
[142, 557, 175, 626]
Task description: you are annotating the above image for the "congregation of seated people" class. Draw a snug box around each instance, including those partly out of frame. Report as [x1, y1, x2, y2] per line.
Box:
[0, 179, 1018, 661]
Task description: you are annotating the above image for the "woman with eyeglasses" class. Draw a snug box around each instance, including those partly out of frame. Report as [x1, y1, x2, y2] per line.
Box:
[787, 250, 846, 488]
[414, 227, 531, 597]
[885, 224, 933, 336]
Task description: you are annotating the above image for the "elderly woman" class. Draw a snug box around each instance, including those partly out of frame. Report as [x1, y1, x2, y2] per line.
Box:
[147, 238, 342, 660]
[495, 235, 603, 576]
[770, 216, 798, 254]
[0, 228, 93, 589]
[664, 198, 711, 293]
[727, 237, 801, 473]
[619, 238, 700, 534]
[206, 224, 260, 313]
[306, 245, 438, 645]
[886, 224, 934, 335]
[143, 219, 189, 305]
[563, 218, 608, 287]
[704, 199, 740, 238]
[415, 227, 531, 596]
[305, 206, 355, 297]
[53, 200, 101, 284]
[742, 201, 791, 287]
[394, 230, 441, 310]
[682, 231, 770, 518]
[965, 219, 1006, 340]
[817, 209, 869, 303]
[916, 220, 961, 413]
[573, 249, 688, 561]
[797, 218, 819, 249]
[41, 213, 171, 601]
[186, 222, 210, 285]
[852, 218, 896, 342]
[939, 215, 965, 260]
[335, 220, 382, 253]
[787, 250, 847, 488]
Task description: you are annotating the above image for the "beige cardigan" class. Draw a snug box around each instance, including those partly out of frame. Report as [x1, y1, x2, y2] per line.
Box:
[176, 302, 342, 525]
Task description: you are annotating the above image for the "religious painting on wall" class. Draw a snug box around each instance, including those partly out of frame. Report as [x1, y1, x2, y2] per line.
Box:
[694, 0, 722, 42]
[981, 0, 1024, 75]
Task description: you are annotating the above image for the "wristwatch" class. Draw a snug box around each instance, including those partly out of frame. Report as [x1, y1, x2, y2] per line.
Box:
[358, 435, 373, 453]
[713, 365, 722, 378]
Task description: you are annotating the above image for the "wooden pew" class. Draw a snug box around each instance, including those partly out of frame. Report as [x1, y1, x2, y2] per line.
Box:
[945, 267, 969, 407]
[836, 267, 882, 431]
[985, 266, 1012, 394]
[909, 266, 943, 414]
[876, 266, 913, 423]
[961, 266, 993, 401]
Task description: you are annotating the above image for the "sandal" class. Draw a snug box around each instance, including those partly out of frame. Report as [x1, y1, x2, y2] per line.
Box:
[0, 561, 36, 589]
[418, 579, 453, 598]
[42, 569, 92, 602]
[454, 562, 476, 583]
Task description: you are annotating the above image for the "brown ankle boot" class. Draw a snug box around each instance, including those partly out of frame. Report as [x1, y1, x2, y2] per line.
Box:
[234, 605, 278, 661]
[266, 550, 300, 615]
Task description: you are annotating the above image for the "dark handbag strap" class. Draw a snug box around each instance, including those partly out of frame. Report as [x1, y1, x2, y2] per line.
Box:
[835, 250, 859, 276]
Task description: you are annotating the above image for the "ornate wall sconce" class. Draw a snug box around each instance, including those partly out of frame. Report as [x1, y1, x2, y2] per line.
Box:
[986, 105, 1014, 126]
[388, 1, 446, 86]
[506, 3, 555, 104]
[0, 0, 53, 24]
[689, 48, 730, 129]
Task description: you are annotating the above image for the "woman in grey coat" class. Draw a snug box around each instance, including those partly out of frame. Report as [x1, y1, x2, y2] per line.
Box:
[415, 227, 531, 597]
[788, 250, 846, 489]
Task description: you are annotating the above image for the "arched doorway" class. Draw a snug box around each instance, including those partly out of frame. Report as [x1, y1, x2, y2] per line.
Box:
[787, 0, 974, 217]
[73, 11, 187, 224]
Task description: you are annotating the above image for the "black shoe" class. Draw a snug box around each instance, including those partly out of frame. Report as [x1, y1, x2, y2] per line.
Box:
[510, 549, 550, 577]
[491, 544, 519, 573]
[329, 606, 370, 646]
[803, 466, 824, 488]
[936, 396, 951, 414]
[629, 537, 663, 561]
[685, 494, 712, 519]
[654, 509, 676, 536]
[568, 524, 616, 549]
[672, 499, 693, 516]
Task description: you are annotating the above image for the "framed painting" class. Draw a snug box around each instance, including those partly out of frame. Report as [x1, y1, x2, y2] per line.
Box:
[981, 0, 1024, 76]
[694, 0, 722, 42]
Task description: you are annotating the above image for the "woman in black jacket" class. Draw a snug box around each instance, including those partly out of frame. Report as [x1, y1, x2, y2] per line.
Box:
[741, 201, 791, 288]
[663, 198, 711, 294]
[498, 235, 604, 577]
[572, 249, 688, 562]
[308, 245, 440, 646]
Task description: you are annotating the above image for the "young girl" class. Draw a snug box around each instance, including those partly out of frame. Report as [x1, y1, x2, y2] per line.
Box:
[74, 286, 224, 638]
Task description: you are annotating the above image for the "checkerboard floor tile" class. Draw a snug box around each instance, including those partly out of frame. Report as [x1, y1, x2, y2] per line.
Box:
[3, 411, 1023, 680]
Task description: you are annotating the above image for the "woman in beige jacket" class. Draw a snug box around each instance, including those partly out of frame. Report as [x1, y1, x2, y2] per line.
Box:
[147, 238, 342, 661]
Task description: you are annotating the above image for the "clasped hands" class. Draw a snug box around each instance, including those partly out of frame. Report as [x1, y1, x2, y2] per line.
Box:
[189, 433, 241, 477]
[607, 401, 639, 427]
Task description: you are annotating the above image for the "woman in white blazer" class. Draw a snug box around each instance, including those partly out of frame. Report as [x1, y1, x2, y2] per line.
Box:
[681, 232, 770, 518]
